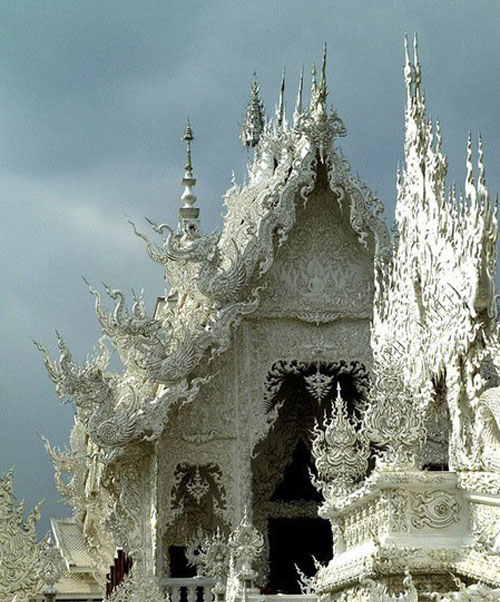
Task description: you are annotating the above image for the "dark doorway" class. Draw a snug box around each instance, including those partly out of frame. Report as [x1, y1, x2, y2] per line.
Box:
[271, 439, 322, 503]
[252, 360, 370, 594]
[267, 517, 332, 594]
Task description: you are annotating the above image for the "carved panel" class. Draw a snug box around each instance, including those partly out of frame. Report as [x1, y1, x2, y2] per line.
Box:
[389, 489, 410, 533]
[341, 496, 390, 549]
[410, 490, 460, 530]
[256, 188, 374, 323]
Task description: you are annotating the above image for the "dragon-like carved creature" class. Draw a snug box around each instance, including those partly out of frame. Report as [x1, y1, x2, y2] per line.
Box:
[132, 220, 249, 307]
[34, 333, 113, 413]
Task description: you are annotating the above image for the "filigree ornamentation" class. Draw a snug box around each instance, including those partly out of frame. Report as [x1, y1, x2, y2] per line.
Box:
[360, 571, 417, 602]
[389, 489, 410, 533]
[437, 581, 500, 602]
[241, 75, 266, 148]
[371, 35, 498, 471]
[167, 462, 228, 549]
[363, 345, 427, 469]
[229, 510, 264, 576]
[196, 528, 230, 585]
[186, 468, 210, 503]
[312, 383, 370, 499]
[304, 364, 334, 402]
[108, 565, 169, 602]
[0, 470, 44, 602]
[36, 534, 66, 595]
[475, 386, 500, 472]
[469, 502, 500, 551]
[104, 448, 153, 560]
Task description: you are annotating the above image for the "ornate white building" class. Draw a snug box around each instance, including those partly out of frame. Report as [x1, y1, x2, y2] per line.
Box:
[3, 36, 500, 602]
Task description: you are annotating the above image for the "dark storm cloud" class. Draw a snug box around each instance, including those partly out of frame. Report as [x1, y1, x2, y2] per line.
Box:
[1, 0, 500, 534]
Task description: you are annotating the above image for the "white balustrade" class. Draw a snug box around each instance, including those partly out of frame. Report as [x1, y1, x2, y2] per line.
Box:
[162, 576, 216, 602]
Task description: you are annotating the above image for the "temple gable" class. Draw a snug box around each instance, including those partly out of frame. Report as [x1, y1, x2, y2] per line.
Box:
[256, 171, 375, 323]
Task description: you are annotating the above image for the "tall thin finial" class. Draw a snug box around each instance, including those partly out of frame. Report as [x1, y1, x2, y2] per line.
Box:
[277, 68, 286, 126]
[181, 119, 197, 208]
[320, 42, 327, 91]
[465, 131, 477, 205]
[435, 117, 442, 153]
[309, 63, 317, 109]
[404, 33, 412, 98]
[294, 66, 304, 121]
[183, 119, 194, 174]
[413, 34, 421, 93]
[478, 133, 488, 201]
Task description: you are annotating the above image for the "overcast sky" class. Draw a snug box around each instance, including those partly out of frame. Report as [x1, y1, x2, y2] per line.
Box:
[2, 1, 500, 535]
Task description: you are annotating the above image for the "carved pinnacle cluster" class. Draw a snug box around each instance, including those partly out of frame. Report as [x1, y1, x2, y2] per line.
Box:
[241, 74, 266, 148]
[373, 33, 498, 471]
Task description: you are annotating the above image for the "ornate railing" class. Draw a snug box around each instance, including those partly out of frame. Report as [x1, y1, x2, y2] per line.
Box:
[162, 576, 216, 602]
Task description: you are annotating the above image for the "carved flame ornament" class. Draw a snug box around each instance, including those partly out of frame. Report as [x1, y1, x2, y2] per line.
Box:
[311, 383, 370, 498]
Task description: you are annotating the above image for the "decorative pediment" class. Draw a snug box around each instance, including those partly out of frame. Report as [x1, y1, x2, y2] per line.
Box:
[256, 181, 375, 323]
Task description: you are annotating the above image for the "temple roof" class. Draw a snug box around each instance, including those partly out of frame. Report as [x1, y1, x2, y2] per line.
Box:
[51, 518, 103, 598]
[37, 39, 498, 470]
[51, 518, 96, 571]
[37, 47, 390, 457]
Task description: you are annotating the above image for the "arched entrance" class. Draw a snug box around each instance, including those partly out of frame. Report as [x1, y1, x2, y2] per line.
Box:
[251, 360, 369, 593]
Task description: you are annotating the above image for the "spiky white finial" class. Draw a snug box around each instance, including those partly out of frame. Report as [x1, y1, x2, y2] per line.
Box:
[320, 42, 327, 93]
[478, 133, 488, 202]
[404, 33, 412, 95]
[181, 119, 197, 208]
[435, 117, 442, 153]
[309, 44, 328, 118]
[240, 74, 266, 148]
[294, 66, 304, 122]
[276, 68, 286, 127]
[413, 33, 421, 93]
[309, 63, 318, 109]
[465, 131, 477, 205]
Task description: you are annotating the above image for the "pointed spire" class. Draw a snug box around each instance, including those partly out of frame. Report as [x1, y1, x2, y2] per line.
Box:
[309, 63, 317, 109]
[181, 119, 197, 208]
[465, 131, 477, 205]
[413, 34, 421, 95]
[478, 133, 488, 202]
[294, 66, 304, 122]
[320, 42, 327, 94]
[240, 73, 266, 148]
[276, 68, 286, 127]
[309, 45, 328, 116]
[404, 33, 412, 97]
[435, 117, 442, 153]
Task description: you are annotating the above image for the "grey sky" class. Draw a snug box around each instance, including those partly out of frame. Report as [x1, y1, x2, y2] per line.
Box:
[2, 1, 500, 535]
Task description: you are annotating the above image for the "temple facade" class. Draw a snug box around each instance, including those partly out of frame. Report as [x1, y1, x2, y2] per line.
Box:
[3, 36, 500, 602]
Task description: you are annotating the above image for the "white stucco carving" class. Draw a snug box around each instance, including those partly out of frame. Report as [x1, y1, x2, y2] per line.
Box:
[0, 33, 495, 602]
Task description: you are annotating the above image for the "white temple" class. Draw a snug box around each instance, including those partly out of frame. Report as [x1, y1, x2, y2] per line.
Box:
[2, 36, 500, 602]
